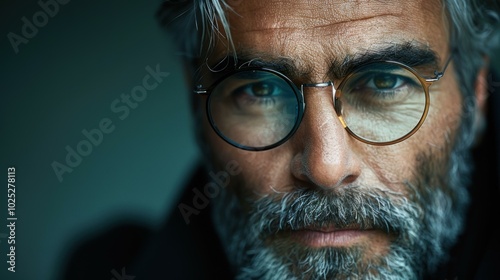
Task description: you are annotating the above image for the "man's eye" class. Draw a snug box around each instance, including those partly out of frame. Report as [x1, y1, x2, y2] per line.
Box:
[343, 70, 424, 108]
[361, 73, 409, 92]
[370, 74, 402, 90]
[250, 82, 276, 96]
[236, 81, 281, 98]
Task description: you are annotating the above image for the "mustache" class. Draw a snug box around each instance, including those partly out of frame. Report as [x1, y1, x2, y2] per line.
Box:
[247, 186, 421, 238]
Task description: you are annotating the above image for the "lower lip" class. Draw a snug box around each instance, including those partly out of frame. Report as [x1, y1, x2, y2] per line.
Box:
[291, 229, 375, 248]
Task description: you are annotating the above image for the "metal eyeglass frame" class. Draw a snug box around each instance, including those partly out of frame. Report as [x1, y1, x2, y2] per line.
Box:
[194, 53, 454, 151]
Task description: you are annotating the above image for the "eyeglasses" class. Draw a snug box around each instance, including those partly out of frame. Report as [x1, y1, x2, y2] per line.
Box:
[195, 54, 453, 151]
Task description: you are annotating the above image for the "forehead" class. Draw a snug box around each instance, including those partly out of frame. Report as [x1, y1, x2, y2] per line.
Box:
[227, 0, 440, 24]
[212, 0, 449, 74]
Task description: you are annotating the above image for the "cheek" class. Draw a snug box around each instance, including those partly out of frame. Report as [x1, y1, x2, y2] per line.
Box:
[414, 68, 463, 160]
[361, 145, 416, 189]
[200, 71, 463, 199]
[202, 107, 293, 199]
[360, 73, 463, 191]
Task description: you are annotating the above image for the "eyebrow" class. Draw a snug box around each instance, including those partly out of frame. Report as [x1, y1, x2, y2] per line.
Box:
[329, 43, 440, 79]
[211, 42, 440, 81]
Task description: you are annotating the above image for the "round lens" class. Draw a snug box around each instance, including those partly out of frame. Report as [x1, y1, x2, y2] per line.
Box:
[208, 70, 300, 150]
[337, 63, 428, 143]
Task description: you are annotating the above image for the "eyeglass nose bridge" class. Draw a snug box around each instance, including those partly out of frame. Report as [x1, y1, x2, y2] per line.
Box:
[301, 81, 334, 88]
[300, 80, 337, 109]
[299, 80, 346, 134]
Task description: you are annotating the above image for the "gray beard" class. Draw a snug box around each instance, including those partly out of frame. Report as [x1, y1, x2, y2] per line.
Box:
[211, 144, 471, 280]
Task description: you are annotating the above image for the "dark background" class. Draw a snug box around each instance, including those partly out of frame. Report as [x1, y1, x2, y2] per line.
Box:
[1, 1, 199, 279]
[0, 1, 499, 280]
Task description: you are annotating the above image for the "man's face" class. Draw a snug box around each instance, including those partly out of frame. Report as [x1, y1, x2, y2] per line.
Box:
[200, 0, 470, 279]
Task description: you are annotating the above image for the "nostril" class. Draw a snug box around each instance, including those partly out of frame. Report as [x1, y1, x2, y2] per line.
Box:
[342, 174, 358, 185]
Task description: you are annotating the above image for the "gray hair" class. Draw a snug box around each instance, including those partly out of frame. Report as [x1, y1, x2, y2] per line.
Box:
[158, 0, 500, 141]
[157, 0, 499, 70]
[158, 1, 499, 276]
[157, 0, 234, 65]
[158, 0, 500, 192]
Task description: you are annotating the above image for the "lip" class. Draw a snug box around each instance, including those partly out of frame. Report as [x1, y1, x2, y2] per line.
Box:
[291, 226, 376, 248]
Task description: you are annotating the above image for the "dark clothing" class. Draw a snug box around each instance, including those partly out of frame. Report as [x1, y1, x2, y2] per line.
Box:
[130, 165, 234, 280]
[61, 76, 500, 280]
[430, 84, 500, 280]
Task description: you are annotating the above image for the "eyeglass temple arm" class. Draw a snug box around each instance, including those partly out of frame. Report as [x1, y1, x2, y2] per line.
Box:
[194, 85, 209, 95]
[427, 50, 455, 82]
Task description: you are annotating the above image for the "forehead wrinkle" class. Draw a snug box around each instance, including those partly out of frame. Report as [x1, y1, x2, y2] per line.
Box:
[216, 0, 448, 83]
[307, 14, 401, 32]
[229, 14, 402, 36]
[228, 0, 408, 31]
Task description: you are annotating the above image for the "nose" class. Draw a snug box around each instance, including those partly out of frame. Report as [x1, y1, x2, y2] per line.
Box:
[290, 83, 361, 190]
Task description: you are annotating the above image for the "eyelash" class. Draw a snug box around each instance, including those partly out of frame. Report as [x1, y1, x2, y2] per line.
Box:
[233, 85, 278, 107]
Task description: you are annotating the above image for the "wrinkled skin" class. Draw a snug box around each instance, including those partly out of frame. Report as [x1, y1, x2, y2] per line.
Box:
[196, 0, 488, 279]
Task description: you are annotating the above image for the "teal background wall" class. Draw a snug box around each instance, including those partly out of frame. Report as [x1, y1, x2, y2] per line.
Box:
[1, 1, 199, 279]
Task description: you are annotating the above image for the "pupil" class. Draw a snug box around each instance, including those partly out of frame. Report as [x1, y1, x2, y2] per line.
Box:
[374, 74, 397, 89]
[252, 82, 272, 96]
